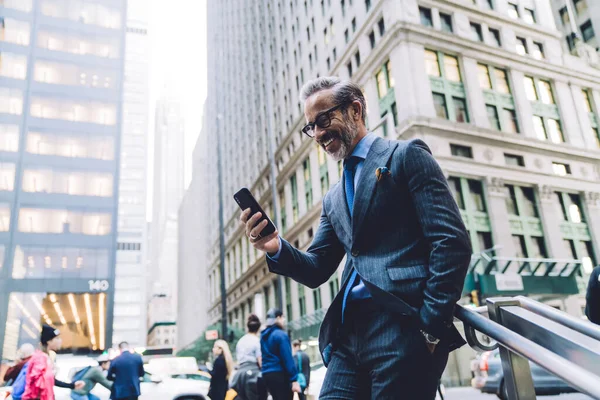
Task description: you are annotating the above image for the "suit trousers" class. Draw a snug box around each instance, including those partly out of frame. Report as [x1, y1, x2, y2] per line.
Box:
[319, 299, 449, 400]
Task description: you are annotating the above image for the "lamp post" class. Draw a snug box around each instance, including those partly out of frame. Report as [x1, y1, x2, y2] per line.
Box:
[216, 113, 228, 341]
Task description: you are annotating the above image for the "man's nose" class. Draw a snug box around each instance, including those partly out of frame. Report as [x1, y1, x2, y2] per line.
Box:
[314, 125, 327, 140]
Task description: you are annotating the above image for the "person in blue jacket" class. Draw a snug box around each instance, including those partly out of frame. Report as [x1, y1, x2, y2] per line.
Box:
[260, 309, 301, 400]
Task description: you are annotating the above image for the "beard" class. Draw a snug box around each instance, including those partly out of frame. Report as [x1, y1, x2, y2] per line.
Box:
[318, 116, 360, 162]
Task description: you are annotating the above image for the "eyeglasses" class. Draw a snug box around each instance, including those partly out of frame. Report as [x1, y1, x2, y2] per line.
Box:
[301, 102, 350, 138]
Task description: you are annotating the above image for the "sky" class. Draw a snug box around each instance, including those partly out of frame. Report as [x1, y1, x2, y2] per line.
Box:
[146, 0, 208, 218]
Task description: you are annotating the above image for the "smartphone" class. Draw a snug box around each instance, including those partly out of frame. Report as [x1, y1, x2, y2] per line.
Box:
[233, 188, 277, 237]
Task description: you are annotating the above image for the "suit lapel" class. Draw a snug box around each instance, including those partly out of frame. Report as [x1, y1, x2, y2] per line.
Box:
[352, 137, 393, 243]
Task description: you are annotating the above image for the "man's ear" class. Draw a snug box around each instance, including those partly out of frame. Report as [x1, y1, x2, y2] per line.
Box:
[352, 101, 362, 121]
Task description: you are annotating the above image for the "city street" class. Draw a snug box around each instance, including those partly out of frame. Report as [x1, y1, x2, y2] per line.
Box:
[445, 387, 594, 400]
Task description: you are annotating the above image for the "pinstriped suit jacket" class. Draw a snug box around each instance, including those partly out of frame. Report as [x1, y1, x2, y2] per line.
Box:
[267, 137, 472, 365]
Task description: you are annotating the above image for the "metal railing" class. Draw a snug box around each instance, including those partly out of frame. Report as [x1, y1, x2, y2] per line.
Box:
[455, 297, 600, 400]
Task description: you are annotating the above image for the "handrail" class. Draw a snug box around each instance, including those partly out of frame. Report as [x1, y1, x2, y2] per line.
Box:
[515, 295, 600, 341]
[455, 305, 600, 399]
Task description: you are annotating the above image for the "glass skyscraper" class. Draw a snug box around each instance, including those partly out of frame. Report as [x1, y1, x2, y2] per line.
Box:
[0, 0, 126, 361]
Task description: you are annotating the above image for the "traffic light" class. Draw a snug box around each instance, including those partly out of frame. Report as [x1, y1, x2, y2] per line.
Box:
[470, 290, 480, 307]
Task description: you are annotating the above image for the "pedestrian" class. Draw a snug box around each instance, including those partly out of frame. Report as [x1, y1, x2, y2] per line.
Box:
[291, 340, 310, 400]
[70, 354, 113, 400]
[241, 76, 472, 399]
[260, 309, 300, 400]
[2, 343, 34, 386]
[22, 324, 85, 400]
[230, 314, 268, 400]
[107, 342, 144, 400]
[585, 265, 600, 324]
[208, 339, 234, 400]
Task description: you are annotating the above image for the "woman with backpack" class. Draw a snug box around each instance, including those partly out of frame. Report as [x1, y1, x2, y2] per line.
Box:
[19, 324, 85, 400]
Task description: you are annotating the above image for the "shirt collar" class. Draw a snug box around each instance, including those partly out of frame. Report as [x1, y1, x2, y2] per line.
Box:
[349, 132, 376, 160]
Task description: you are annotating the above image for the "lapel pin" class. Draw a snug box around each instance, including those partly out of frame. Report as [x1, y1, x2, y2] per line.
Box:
[376, 167, 391, 182]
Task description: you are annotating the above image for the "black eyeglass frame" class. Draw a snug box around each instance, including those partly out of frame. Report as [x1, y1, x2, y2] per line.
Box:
[301, 102, 351, 137]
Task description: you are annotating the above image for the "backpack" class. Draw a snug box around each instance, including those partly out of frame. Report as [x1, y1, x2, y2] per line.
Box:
[10, 361, 29, 400]
[72, 366, 92, 382]
[296, 353, 307, 390]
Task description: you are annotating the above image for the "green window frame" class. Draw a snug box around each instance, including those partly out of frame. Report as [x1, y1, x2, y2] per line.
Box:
[523, 76, 564, 143]
[425, 50, 469, 123]
[448, 176, 492, 253]
[303, 158, 313, 208]
[506, 185, 547, 261]
[376, 61, 396, 138]
[478, 64, 519, 133]
[329, 276, 340, 299]
[318, 146, 329, 194]
[285, 277, 293, 320]
[556, 191, 596, 278]
[279, 189, 286, 233]
[313, 288, 322, 310]
[298, 284, 306, 317]
[290, 174, 299, 223]
[583, 89, 600, 148]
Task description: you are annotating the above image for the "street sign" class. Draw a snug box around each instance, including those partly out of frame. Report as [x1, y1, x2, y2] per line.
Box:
[205, 330, 219, 340]
[495, 273, 525, 292]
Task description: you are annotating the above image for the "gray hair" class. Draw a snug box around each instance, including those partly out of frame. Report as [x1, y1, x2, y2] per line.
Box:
[17, 343, 35, 360]
[299, 76, 367, 124]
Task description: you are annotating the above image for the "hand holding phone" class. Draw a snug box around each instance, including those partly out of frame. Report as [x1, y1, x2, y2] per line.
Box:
[234, 188, 280, 254]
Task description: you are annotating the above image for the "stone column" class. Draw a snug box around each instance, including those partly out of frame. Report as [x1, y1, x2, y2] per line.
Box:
[510, 70, 536, 140]
[485, 177, 516, 258]
[463, 57, 491, 129]
[253, 292, 264, 322]
[554, 81, 585, 147]
[536, 184, 570, 259]
[309, 148, 321, 205]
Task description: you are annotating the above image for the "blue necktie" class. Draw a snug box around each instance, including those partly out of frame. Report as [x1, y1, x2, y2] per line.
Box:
[341, 157, 361, 324]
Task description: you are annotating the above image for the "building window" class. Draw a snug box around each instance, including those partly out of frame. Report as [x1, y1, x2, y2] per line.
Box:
[574, 0, 587, 16]
[470, 22, 483, 42]
[0, 52, 27, 80]
[582, 89, 600, 147]
[344, 28, 349, 43]
[347, 62, 353, 77]
[375, 60, 394, 98]
[279, 190, 286, 233]
[478, 64, 518, 132]
[525, 76, 563, 143]
[506, 185, 545, 260]
[369, 31, 376, 48]
[378, 18, 385, 36]
[483, 0, 494, 10]
[552, 162, 571, 176]
[0, 164, 16, 191]
[507, 2, 520, 19]
[26, 132, 115, 160]
[298, 284, 306, 316]
[0, 88, 24, 115]
[559, 7, 570, 26]
[355, 51, 361, 67]
[365, 0, 371, 12]
[523, 8, 536, 24]
[487, 105, 501, 130]
[440, 13, 453, 33]
[313, 288, 322, 310]
[285, 278, 293, 320]
[0, 124, 20, 152]
[37, 30, 119, 58]
[426, 50, 469, 123]
[450, 144, 473, 158]
[303, 158, 313, 208]
[18, 208, 112, 235]
[516, 37, 528, 55]
[0, 18, 31, 46]
[581, 20, 595, 42]
[22, 169, 113, 197]
[448, 177, 492, 252]
[40, 0, 122, 29]
[35, 61, 117, 88]
[352, 17, 357, 33]
[30, 98, 117, 125]
[488, 28, 501, 47]
[504, 153, 525, 167]
[0, 206, 9, 231]
[420, 7, 433, 27]
[532, 42, 544, 60]
[290, 175, 299, 223]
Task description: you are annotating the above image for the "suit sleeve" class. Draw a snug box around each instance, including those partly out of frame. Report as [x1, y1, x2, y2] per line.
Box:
[586, 267, 600, 324]
[401, 139, 472, 339]
[267, 202, 346, 289]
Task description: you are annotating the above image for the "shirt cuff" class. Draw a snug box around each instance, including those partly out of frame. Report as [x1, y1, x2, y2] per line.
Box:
[266, 237, 283, 261]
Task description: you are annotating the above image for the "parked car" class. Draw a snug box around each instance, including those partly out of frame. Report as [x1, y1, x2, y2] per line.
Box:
[471, 349, 578, 399]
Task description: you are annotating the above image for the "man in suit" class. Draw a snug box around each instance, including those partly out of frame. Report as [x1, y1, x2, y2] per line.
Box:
[240, 76, 472, 399]
[107, 342, 144, 400]
[585, 265, 600, 324]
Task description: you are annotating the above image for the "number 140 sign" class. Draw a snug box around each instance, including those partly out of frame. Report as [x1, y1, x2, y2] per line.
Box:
[88, 280, 110, 291]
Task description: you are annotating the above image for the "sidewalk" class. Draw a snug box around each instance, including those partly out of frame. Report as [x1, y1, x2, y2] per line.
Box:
[444, 387, 593, 399]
